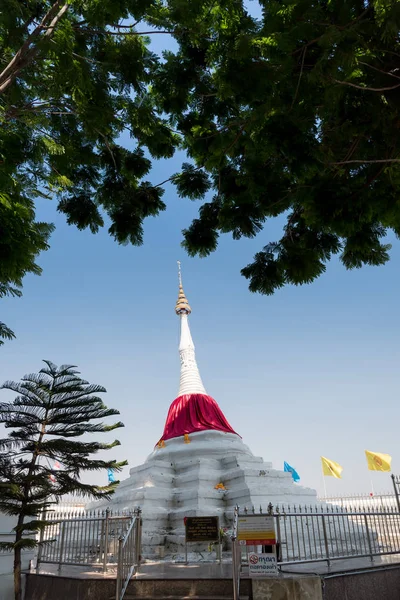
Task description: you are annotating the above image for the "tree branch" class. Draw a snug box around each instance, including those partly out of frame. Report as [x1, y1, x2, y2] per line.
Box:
[95, 129, 117, 170]
[292, 35, 324, 56]
[333, 78, 400, 92]
[358, 61, 400, 81]
[292, 7, 372, 56]
[104, 30, 173, 35]
[152, 165, 204, 189]
[0, 1, 69, 94]
[331, 159, 400, 165]
[291, 47, 306, 109]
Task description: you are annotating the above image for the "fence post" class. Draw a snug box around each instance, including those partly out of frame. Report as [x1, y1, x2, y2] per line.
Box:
[321, 515, 330, 567]
[392, 475, 400, 513]
[134, 508, 142, 566]
[115, 536, 123, 600]
[58, 522, 66, 573]
[275, 511, 282, 564]
[231, 505, 240, 600]
[363, 515, 374, 562]
[103, 508, 110, 573]
[232, 538, 238, 600]
[36, 509, 48, 571]
[36, 527, 45, 571]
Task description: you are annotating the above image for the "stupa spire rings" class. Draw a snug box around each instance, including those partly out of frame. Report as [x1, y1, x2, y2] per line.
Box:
[177, 260, 182, 287]
[175, 260, 192, 315]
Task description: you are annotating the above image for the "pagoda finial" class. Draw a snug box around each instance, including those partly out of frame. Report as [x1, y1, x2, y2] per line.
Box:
[175, 261, 191, 315]
[177, 260, 182, 287]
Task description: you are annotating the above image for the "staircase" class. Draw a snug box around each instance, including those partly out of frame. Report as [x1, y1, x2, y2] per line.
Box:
[121, 596, 250, 600]
[25, 570, 250, 600]
[113, 577, 251, 600]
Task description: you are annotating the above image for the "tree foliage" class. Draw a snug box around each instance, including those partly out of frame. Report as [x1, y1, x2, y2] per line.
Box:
[1, 0, 177, 342]
[1, 0, 400, 336]
[0, 192, 54, 343]
[151, 0, 400, 294]
[0, 360, 126, 600]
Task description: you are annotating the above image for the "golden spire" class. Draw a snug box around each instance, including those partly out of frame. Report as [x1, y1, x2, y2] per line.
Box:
[175, 261, 192, 315]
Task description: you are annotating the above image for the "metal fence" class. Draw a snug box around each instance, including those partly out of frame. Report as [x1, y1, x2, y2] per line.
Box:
[392, 475, 400, 512]
[274, 504, 400, 564]
[37, 508, 138, 573]
[320, 492, 398, 510]
[116, 510, 142, 600]
[231, 503, 400, 600]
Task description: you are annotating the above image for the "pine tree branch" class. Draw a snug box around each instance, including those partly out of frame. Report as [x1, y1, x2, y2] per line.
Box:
[0, 322, 16, 345]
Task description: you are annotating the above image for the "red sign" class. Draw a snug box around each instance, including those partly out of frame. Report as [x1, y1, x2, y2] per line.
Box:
[243, 539, 276, 546]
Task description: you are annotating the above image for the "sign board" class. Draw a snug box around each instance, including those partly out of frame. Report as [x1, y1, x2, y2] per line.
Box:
[237, 515, 276, 545]
[248, 553, 278, 577]
[185, 516, 219, 543]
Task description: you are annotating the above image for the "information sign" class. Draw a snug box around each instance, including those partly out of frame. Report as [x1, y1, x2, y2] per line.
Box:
[248, 553, 278, 577]
[185, 516, 219, 543]
[237, 515, 276, 545]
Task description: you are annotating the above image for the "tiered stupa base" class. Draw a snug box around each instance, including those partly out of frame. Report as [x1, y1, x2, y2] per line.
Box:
[97, 430, 317, 555]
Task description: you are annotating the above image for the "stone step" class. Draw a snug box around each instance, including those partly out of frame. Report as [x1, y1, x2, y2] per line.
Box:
[122, 575, 251, 600]
[119, 596, 249, 600]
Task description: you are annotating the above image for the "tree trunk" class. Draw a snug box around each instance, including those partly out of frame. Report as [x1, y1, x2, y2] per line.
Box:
[0, 1, 69, 94]
[13, 543, 22, 600]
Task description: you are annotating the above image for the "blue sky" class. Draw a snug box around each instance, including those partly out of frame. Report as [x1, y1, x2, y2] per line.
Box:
[1, 23, 400, 501]
[2, 156, 400, 498]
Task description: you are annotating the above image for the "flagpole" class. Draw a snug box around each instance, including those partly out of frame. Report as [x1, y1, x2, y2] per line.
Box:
[321, 462, 328, 501]
[323, 475, 328, 501]
[370, 477, 375, 496]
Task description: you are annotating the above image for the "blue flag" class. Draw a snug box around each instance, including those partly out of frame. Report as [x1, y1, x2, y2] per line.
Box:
[108, 469, 115, 483]
[284, 461, 300, 482]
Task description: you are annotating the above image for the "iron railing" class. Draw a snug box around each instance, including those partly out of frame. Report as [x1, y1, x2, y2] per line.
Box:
[391, 475, 400, 512]
[116, 508, 142, 600]
[231, 506, 240, 600]
[321, 492, 398, 510]
[37, 508, 135, 572]
[274, 504, 400, 564]
[231, 503, 400, 600]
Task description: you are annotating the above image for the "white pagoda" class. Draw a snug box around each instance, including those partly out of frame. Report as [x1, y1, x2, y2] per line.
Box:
[99, 266, 317, 553]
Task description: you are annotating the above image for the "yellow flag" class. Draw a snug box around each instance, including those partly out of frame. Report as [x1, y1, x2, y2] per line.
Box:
[321, 456, 343, 478]
[365, 450, 392, 472]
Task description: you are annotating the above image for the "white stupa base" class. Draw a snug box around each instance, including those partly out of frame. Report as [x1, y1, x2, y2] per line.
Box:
[88, 431, 317, 555]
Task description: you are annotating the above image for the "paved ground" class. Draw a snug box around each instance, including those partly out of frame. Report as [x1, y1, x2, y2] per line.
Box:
[32, 554, 400, 580]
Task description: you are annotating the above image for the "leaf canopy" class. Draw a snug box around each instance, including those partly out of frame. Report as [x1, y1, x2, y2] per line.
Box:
[1, 0, 400, 339]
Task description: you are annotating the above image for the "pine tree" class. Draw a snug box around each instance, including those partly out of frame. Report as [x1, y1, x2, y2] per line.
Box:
[0, 360, 127, 600]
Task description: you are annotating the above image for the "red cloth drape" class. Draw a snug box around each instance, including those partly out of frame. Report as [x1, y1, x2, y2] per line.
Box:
[159, 393, 238, 442]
